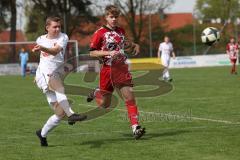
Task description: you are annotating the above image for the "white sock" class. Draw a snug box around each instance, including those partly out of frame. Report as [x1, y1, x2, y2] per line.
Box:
[132, 124, 138, 133]
[58, 100, 74, 117]
[55, 90, 74, 117]
[163, 67, 170, 79]
[94, 87, 100, 96]
[41, 114, 61, 137]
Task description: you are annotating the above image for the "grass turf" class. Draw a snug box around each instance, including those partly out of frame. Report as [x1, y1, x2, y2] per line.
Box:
[0, 66, 240, 160]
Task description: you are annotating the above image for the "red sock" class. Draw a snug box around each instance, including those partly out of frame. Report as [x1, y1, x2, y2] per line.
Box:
[125, 100, 139, 126]
[231, 64, 236, 73]
[233, 64, 236, 73]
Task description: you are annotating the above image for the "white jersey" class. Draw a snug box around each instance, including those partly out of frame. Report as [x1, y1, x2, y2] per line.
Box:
[36, 32, 68, 74]
[35, 32, 68, 93]
[159, 42, 173, 59]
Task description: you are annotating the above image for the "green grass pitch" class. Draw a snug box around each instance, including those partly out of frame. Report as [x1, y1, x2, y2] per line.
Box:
[0, 66, 240, 160]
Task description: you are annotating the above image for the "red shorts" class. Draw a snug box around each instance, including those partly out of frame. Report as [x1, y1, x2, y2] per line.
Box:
[100, 64, 133, 94]
[230, 59, 237, 64]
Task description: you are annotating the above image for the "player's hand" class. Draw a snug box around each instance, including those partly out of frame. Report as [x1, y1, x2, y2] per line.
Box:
[132, 44, 140, 56]
[32, 45, 41, 53]
[109, 50, 119, 57]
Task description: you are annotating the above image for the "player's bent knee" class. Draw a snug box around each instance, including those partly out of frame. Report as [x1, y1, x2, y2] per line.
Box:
[101, 99, 111, 108]
[95, 97, 111, 108]
[54, 105, 66, 118]
[125, 97, 135, 104]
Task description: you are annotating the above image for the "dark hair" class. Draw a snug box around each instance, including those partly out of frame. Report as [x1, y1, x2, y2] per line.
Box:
[105, 5, 120, 16]
[45, 16, 61, 27]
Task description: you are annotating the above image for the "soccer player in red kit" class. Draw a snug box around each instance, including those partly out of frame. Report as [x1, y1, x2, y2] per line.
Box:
[226, 37, 239, 74]
[88, 5, 145, 139]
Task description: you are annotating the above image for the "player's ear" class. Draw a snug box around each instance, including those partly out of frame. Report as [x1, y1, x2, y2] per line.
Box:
[45, 25, 49, 33]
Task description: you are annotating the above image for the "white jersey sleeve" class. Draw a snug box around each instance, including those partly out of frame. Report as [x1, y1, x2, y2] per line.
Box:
[36, 36, 43, 46]
[56, 33, 69, 50]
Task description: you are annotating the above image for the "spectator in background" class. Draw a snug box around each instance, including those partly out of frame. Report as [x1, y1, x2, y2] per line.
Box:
[19, 48, 29, 77]
[226, 37, 239, 74]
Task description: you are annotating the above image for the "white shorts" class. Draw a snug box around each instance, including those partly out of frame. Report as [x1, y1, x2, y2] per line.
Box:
[35, 68, 51, 93]
[161, 57, 170, 67]
[45, 90, 57, 110]
[35, 67, 65, 93]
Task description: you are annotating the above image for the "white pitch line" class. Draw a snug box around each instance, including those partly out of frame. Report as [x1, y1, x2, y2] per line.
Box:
[78, 103, 240, 125]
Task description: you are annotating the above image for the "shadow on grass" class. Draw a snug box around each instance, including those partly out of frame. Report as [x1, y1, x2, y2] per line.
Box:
[79, 130, 189, 148]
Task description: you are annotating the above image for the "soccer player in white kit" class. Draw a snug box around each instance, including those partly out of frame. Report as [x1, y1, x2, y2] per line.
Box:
[32, 16, 87, 147]
[157, 36, 176, 82]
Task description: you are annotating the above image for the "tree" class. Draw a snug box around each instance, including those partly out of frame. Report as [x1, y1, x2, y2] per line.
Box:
[195, 0, 240, 20]
[0, 1, 8, 32]
[25, 0, 96, 40]
[0, 0, 17, 62]
[114, 0, 175, 44]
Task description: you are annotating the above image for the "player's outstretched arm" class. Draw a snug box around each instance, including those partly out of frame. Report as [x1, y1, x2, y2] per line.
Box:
[32, 44, 62, 56]
[132, 43, 140, 56]
[172, 51, 176, 59]
[32, 45, 40, 53]
[226, 50, 229, 55]
[157, 49, 161, 58]
[89, 50, 119, 58]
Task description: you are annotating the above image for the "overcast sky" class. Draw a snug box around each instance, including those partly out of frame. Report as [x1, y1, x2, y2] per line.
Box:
[166, 0, 197, 13]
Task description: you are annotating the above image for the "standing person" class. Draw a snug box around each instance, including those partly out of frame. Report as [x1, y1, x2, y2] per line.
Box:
[157, 36, 176, 82]
[32, 16, 87, 147]
[226, 37, 239, 74]
[19, 48, 29, 77]
[88, 5, 145, 139]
